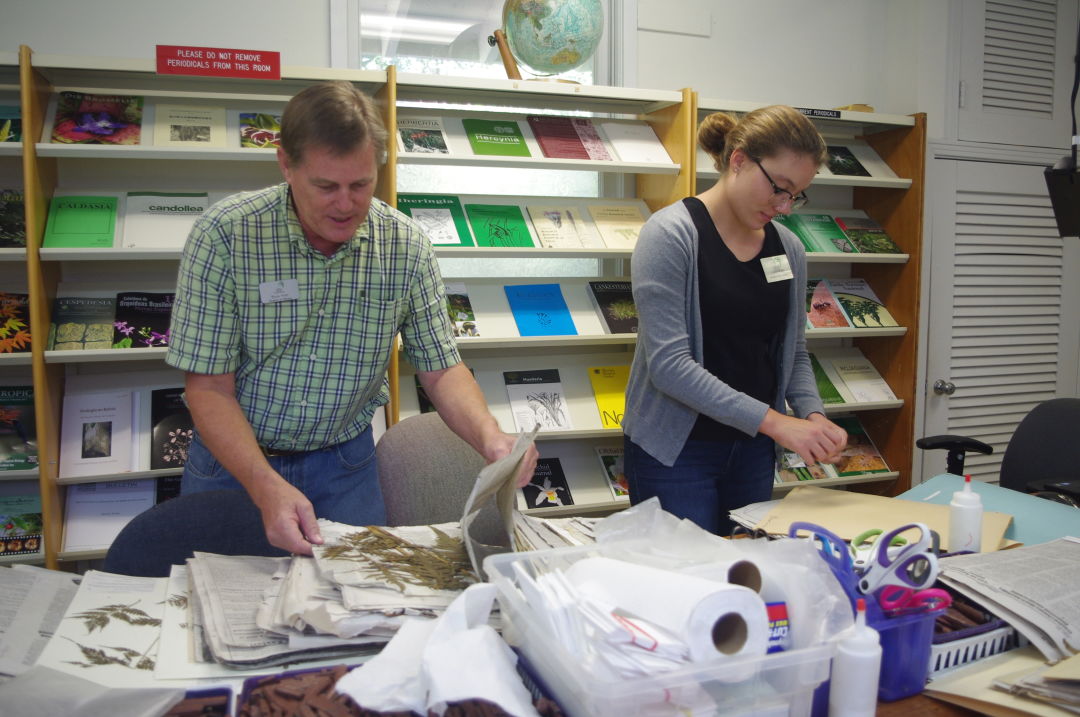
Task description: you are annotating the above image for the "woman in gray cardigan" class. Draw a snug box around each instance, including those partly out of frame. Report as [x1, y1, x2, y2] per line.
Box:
[622, 106, 848, 534]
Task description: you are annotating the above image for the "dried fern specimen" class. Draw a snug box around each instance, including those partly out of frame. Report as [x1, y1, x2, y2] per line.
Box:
[321, 525, 475, 592]
[164, 593, 188, 610]
[63, 639, 156, 671]
[70, 602, 162, 633]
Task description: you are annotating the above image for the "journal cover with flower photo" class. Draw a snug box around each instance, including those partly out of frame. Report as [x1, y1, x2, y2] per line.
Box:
[112, 292, 174, 349]
[239, 112, 282, 148]
[150, 388, 193, 470]
[51, 92, 143, 145]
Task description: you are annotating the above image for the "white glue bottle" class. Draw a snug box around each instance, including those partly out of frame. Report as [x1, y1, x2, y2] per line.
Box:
[828, 598, 882, 717]
[947, 473, 983, 553]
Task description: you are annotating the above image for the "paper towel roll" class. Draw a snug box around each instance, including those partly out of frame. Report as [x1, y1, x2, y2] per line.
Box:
[681, 558, 764, 593]
[564, 556, 768, 662]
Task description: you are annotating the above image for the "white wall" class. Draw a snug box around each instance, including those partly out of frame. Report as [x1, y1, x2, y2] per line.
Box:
[0, 0, 334, 67]
[635, 0, 896, 110]
[6, 0, 935, 124]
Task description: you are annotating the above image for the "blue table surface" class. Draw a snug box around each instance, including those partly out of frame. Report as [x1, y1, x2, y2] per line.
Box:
[897, 473, 1080, 546]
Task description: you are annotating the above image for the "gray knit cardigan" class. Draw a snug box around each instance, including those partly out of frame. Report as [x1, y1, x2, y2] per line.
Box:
[622, 200, 825, 466]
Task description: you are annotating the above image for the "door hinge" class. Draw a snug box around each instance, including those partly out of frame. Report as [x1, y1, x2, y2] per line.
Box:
[958, 80, 966, 109]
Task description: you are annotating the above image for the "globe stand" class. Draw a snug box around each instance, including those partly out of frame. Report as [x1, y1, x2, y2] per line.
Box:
[487, 29, 580, 84]
[488, 30, 522, 81]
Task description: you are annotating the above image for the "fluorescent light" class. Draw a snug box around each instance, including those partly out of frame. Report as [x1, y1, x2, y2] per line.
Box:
[361, 12, 472, 44]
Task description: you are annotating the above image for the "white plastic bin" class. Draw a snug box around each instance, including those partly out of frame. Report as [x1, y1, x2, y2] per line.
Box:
[485, 542, 834, 717]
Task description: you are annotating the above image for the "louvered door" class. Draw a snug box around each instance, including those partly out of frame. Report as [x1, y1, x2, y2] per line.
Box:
[921, 157, 1080, 482]
[957, 0, 1078, 147]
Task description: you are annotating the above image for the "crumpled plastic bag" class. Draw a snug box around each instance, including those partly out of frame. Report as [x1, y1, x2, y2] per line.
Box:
[336, 583, 539, 717]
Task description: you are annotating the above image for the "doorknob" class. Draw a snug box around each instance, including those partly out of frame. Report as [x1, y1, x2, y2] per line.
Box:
[933, 379, 956, 395]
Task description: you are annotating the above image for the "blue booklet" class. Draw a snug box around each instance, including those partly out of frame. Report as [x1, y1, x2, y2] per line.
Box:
[503, 283, 578, 337]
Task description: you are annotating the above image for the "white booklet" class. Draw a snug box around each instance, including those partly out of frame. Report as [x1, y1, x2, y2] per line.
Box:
[586, 203, 647, 250]
[503, 368, 573, 433]
[596, 120, 672, 164]
[396, 115, 451, 155]
[61, 479, 155, 552]
[121, 191, 209, 249]
[152, 103, 227, 147]
[815, 347, 897, 403]
[58, 390, 133, 479]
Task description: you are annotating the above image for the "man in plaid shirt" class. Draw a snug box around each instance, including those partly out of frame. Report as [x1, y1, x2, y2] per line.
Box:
[167, 81, 536, 555]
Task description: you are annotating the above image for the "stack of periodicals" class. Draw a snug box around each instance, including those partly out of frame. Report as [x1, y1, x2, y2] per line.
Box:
[936, 538, 1080, 713]
[185, 520, 478, 668]
[397, 191, 651, 251]
[513, 512, 597, 551]
[35, 429, 548, 680]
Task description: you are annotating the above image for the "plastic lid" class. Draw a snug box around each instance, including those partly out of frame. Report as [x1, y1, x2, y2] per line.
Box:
[952, 474, 983, 508]
[845, 598, 880, 647]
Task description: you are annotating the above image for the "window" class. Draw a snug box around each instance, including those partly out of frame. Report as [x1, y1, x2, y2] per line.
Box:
[347, 1, 620, 277]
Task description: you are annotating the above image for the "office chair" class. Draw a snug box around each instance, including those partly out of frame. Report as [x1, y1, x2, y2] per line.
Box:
[103, 489, 288, 577]
[918, 397, 1080, 506]
[376, 412, 506, 545]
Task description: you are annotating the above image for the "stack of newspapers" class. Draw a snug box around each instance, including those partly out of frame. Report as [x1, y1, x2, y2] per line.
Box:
[186, 520, 479, 669]
[512, 512, 597, 551]
[28, 428, 603, 681]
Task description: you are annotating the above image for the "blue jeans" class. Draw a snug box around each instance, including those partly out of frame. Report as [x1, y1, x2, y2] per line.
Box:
[181, 428, 387, 527]
[624, 433, 776, 536]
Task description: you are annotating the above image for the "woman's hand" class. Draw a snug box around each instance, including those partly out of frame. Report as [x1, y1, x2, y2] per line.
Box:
[759, 409, 847, 466]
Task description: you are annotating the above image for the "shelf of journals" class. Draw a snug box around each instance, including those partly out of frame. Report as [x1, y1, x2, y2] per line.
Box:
[696, 168, 912, 190]
[55, 466, 182, 487]
[394, 71, 684, 115]
[0, 353, 32, 366]
[0, 468, 38, 482]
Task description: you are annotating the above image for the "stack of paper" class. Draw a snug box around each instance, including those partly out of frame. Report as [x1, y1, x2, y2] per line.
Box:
[940, 538, 1080, 663]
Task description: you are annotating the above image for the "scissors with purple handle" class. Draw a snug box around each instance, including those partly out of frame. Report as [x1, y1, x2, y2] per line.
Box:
[857, 522, 939, 597]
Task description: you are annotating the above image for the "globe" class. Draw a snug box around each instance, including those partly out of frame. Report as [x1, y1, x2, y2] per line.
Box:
[502, 0, 604, 77]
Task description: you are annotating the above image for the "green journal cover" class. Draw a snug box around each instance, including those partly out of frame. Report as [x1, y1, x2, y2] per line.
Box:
[461, 118, 531, 157]
[42, 195, 118, 248]
[809, 353, 845, 404]
[464, 204, 535, 247]
[791, 214, 857, 254]
[397, 194, 475, 247]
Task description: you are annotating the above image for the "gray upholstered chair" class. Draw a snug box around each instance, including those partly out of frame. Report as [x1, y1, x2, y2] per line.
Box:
[375, 411, 489, 526]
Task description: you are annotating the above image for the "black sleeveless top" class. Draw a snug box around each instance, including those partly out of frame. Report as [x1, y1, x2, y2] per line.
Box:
[683, 197, 788, 442]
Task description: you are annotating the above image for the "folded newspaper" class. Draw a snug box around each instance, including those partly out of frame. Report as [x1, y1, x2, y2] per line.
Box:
[940, 536, 1080, 663]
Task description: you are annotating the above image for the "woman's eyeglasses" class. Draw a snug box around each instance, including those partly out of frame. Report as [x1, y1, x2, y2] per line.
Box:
[750, 157, 809, 210]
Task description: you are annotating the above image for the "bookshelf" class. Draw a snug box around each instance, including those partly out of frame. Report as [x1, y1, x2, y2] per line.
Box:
[17, 48, 390, 566]
[697, 97, 926, 496]
[15, 47, 926, 564]
[389, 73, 691, 517]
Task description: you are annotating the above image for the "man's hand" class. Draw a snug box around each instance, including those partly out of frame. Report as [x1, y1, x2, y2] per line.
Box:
[480, 431, 539, 488]
[760, 409, 847, 466]
[250, 473, 324, 555]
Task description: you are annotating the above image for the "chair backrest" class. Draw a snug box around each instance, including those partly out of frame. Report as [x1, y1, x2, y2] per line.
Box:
[375, 412, 488, 527]
[999, 398, 1080, 493]
[103, 489, 287, 577]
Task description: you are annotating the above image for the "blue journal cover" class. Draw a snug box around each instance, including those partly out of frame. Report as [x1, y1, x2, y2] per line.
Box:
[504, 283, 578, 337]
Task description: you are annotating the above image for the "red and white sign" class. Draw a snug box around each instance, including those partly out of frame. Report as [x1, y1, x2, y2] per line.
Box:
[156, 45, 281, 80]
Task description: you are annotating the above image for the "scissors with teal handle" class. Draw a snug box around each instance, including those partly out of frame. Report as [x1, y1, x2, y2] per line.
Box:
[850, 528, 908, 574]
[857, 522, 939, 596]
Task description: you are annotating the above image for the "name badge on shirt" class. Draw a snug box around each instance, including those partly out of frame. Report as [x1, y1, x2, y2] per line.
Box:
[760, 254, 794, 283]
[259, 279, 300, 304]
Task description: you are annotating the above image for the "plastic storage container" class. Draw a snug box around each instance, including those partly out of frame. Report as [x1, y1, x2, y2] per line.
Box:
[485, 543, 834, 717]
[930, 624, 1018, 677]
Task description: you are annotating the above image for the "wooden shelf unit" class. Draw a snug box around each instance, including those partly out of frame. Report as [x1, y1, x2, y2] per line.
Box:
[12, 48, 927, 566]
